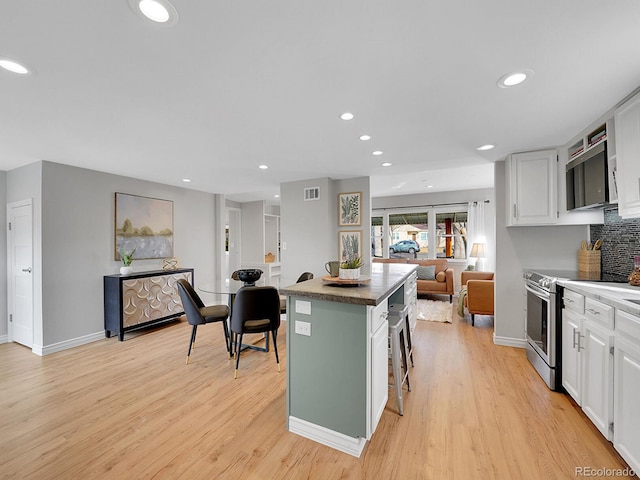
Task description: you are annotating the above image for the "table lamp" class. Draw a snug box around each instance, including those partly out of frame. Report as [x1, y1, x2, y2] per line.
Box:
[470, 243, 486, 271]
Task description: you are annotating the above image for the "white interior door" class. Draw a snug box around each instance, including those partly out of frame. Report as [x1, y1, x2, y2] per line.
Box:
[8, 200, 34, 348]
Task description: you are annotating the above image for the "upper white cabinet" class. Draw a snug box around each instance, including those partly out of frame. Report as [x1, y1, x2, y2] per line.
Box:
[614, 90, 640, 218]
[506, 149, 557, 226]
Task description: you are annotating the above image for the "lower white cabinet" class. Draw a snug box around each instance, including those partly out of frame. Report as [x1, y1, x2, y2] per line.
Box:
[614, 310, 640, 473]
[562, 308, 583, 404]
[581, 318, 614, 440]
[368, 300, 389, 437]
[561, 291, 614, 440]
[404, 272, 417, 332]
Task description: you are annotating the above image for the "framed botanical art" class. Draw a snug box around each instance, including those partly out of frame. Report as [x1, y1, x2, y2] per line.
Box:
[114, 192, 174, 260]
[339, 230, 362, 262]
[338, 192, 361, 226]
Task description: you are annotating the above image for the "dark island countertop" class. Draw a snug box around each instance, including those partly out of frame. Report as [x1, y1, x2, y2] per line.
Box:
[279, 263, 417, 306]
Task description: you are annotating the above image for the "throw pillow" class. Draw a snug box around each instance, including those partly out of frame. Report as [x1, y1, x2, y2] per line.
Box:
[436, 271, 446, 282]
[416, 265, 436, 280]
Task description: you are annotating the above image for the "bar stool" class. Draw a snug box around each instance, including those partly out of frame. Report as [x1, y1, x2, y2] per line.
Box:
[389, 303, 413, 367]
[388, 313, 411, 416]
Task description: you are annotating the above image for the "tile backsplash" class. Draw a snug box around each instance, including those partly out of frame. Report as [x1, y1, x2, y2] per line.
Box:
[590, 207, 640, 276]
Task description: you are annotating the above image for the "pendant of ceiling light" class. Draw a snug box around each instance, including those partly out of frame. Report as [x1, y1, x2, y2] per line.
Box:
[129, 0, 179, 26]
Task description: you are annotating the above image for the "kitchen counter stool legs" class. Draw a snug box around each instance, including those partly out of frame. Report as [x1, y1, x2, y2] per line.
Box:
[389, 314, 411, 416]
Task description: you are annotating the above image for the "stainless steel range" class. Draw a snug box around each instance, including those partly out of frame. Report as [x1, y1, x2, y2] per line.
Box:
[523, 270, 565, 390]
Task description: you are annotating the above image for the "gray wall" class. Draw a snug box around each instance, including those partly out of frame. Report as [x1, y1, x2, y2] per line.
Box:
[280, 177, 370, 286]
[494, 160, 588, 344]
[5, 161, 218, 351]
[240, 200, 265, 263]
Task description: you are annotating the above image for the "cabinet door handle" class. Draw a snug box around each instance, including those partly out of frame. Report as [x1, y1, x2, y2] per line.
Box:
[565, 298, 574, 304]
[513, 204, 517, 218]
[577, 332, 585, 352]
[586, 308, 600, 315]
[572, 327, 578, 349]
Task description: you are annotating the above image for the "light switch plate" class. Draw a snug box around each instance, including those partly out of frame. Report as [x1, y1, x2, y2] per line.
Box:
[295, 300, 311, 315]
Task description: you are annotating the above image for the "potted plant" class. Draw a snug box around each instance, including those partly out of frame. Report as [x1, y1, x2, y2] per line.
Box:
[120, 247, 136, 275]
[339, 257, 363, 280]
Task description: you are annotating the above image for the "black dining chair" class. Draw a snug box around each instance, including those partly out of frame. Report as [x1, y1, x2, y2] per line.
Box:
[230, 286, 281, 379]
[280, 272, 314, 314]
[176, 279, 231, 364]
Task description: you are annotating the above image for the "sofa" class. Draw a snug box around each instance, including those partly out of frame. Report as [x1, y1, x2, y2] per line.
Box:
[373, 257, 454, 302]
[461, 271, 494, 326]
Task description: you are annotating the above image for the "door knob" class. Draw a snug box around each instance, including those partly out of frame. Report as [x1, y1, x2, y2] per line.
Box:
[22, 267, 32, 273]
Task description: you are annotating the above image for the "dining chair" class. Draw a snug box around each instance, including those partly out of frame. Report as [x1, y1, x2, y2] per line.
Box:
[280, 272, 314, 314]
[176, 279, 231, 364]
[230, 286, 281, 379]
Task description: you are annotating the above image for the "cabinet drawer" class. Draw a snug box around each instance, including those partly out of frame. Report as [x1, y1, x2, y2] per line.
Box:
[370, 301, 389, 334]
[616, 309, 640, 341]
[584, 297, 614, 329]
[563, 289, 584, 314]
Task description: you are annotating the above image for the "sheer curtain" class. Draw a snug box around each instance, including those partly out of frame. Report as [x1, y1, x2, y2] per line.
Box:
[468, 201, 491, 272]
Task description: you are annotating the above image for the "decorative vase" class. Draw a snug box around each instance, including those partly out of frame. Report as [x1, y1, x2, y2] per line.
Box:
[120, 266, 133, 275]
[339, 267, 360, 280]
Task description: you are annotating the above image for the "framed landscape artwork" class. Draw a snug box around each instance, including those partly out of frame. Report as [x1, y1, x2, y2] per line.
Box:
[114, 192, 174, 260]
[339, 230, 362, 262]
[338, 192, 361, 226]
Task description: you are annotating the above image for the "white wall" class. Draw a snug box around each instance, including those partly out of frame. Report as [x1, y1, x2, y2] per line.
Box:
[5, 161, 219, 352]
[494, 160, 589, 345]
[240, 200, 265, 263]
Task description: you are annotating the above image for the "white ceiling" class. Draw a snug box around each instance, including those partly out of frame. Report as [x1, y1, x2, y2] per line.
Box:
[2, 1, 640, 203]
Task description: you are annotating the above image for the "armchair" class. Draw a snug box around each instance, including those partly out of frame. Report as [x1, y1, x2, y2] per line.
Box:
[461, 271, 494, 326]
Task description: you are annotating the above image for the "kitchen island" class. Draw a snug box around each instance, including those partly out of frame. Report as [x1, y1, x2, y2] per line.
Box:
[280, 262, 417, 457]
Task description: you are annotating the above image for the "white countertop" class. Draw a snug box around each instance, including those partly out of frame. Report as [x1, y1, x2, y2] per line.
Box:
[558, 280, 640, 317]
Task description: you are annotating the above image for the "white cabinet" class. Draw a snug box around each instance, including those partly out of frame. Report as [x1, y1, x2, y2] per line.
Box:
[506, 149, 557, 226]
[368, 300, 389, 437]
[562, 308, 583, 404]
[404, 272, 417, 332]
[581, 318, 614, 440]
[614, 309, 640, 473]
[614, 91, 640, 218]
[561, 291, 614, 440]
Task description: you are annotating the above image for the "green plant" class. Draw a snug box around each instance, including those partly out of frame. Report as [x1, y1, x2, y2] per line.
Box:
[120, 247, 136, 266]
[340, 257, 363, 269]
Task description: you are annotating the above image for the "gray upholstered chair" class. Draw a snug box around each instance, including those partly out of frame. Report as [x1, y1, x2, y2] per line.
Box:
[230, 286, 281, 379]
[177, 279, 230, 364]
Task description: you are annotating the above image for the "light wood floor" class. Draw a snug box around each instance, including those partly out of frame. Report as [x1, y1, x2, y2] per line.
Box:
[0, 307, 632, 479]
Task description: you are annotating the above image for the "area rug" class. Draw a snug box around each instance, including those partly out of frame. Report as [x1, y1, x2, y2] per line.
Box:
[416, 299, 453, 323]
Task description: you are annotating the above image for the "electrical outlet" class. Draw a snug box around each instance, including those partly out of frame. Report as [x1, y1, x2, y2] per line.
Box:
[295, 321, 311, 336]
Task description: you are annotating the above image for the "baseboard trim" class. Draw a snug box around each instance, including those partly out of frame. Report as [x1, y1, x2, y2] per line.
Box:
[288, 416, 367, 458]
[38, 331, 105, 356]
[0, 334, 7, 344]
[493, 334, 527, 348]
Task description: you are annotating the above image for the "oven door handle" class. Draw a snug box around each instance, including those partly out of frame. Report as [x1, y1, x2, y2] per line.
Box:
[525, 283, 550, 300]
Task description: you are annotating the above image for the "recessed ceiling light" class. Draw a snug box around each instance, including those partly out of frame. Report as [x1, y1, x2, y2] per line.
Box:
[382, 162, 392, 167]
[340, 112, 354, 120]
[477, 144, 495, 151]
[129, 0, 178, 25]
[182, 178, 191, 183]
[372, 150, 383, 156]
[259, 165, 268, 170]
[360, 134, 371, 141]
[274, 194, 280, 198]
[0, 58, 32, 75]
[426, 185, 433, 189]
[497, 69, 534, 88]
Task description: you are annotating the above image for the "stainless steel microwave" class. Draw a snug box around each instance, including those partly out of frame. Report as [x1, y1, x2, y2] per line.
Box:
[566, 141, 609, 210]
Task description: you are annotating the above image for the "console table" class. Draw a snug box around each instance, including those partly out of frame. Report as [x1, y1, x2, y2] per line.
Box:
[104, 268, 194, 341]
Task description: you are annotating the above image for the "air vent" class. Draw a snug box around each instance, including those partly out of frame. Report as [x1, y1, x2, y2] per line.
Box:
[304, 187, 320, 201]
